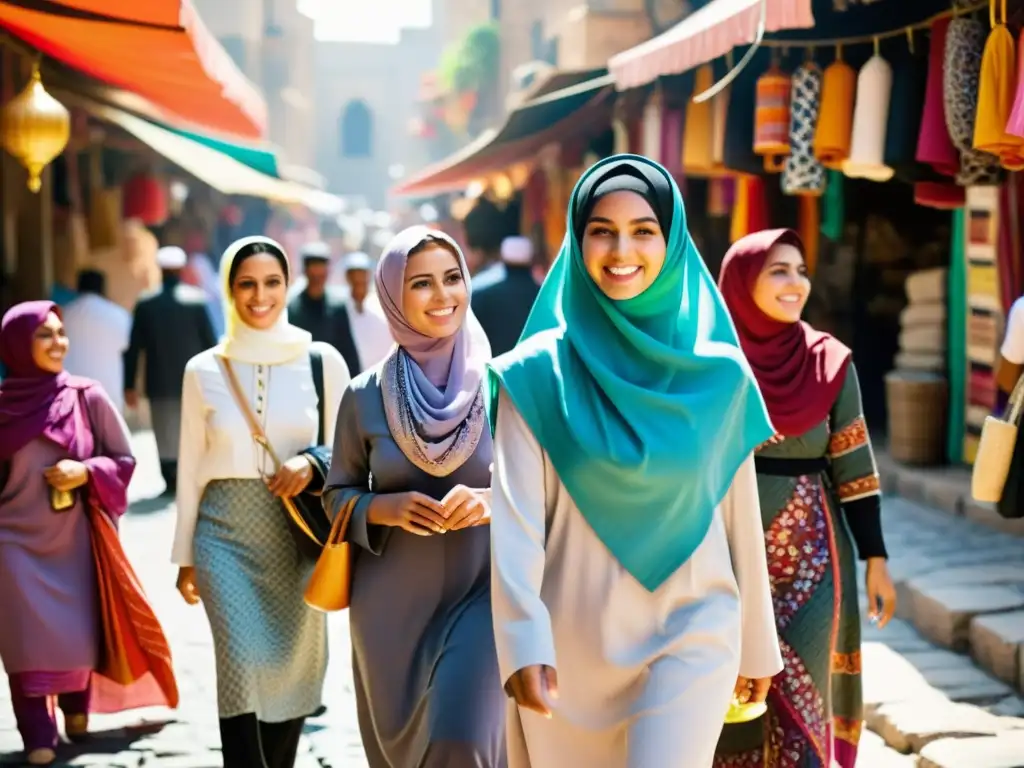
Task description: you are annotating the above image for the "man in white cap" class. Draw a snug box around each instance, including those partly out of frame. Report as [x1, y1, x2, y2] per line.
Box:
[471, 234, 542, 356]
[338, 251, 392, 373]
[124, 246, 216, 494]
[62, 269, 132, 413]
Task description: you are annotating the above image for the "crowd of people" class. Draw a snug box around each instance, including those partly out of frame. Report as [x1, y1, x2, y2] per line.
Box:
[0, 154, 897, 768]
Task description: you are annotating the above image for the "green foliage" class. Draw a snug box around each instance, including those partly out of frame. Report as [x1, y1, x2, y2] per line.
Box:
[438, 22, 500, 94]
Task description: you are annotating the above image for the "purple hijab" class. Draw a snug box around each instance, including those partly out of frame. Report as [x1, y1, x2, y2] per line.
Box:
[0, 301, 94, 462]
[375, 226, 489, 477]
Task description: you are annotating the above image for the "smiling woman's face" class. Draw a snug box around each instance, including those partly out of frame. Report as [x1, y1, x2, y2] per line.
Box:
[580, 190, 667, 301]
[751, 243, 810, 323]
[401, 242, 468, 339]
[230, 252, 288, 330]
[31, 310, 68, 374]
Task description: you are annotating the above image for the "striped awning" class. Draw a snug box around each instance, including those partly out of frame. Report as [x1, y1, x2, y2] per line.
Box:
[609, 0, 815, 90]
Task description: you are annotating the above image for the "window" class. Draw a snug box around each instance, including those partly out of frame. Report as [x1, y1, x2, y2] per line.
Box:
[339, 100, 373, 158]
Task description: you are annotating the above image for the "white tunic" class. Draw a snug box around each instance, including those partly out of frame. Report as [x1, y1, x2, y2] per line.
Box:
[489, 394, 782, 768]
[171, 342, 350, 566]
[62, 293, 132, 413]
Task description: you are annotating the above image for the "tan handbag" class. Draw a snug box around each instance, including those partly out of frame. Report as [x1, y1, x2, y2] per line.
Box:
[304, 495, 359, 613]
[972, 374, 1024, 502]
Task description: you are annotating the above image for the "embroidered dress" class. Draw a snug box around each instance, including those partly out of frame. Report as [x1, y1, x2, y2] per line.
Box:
[714, 364, 882, 768]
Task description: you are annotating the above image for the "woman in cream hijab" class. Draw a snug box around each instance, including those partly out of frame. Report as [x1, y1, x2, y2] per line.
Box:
[172, 236, 350, 768]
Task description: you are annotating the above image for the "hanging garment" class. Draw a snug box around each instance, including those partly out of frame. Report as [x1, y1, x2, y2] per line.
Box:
[753, 65, 792, 172]
[915, 181, 967, 209]
[683, 65, 718, 175]
[884, 48, 931, 181]
[783, 62, 827, 196]
[974, 0, 1024, 168]
[711, 69, 732, 167]
[944, 16, 1004, 186]
[660, 106, 684, 173]
[917, 17, 961, 176]
[1004, 30, 1024, 139]
[642, 91, 663, 164]
[843, 55, 895, 182]
[814, 59, 857, 169]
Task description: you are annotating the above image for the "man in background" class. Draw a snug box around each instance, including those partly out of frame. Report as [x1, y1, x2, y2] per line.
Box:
[62, 269, 132, 412]
[288, 242, 341, 343]
[471, 236, 542, 357]
[124, 246, 216, 494]
[339, 251, 392, 374]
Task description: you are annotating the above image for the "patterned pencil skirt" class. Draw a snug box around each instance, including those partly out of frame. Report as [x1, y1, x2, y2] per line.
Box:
[193, 479, 327, 722]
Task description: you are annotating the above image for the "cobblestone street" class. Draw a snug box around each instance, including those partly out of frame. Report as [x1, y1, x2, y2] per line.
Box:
[1, 432, 1023, 766]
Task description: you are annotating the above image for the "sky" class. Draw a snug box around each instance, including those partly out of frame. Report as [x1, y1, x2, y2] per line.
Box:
[297, 0, 433, 44]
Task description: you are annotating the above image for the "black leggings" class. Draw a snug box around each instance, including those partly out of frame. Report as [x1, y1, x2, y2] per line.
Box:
[219, 713, 305, 768]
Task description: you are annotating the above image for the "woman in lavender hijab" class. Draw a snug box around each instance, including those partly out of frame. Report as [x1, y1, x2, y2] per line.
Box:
[323, 226, 506, 767]
[0, 302, 139, 766]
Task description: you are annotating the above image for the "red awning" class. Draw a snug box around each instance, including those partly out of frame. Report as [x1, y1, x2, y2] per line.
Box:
[393, 75, 613, 198]
[609, 0, 815, 90]
[0, 1, 267, 139]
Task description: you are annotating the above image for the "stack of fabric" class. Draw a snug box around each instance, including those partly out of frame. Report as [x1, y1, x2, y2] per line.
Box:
[895, 267, 948, 372]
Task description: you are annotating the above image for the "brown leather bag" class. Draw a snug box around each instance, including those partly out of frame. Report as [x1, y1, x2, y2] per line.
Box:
[304, 494, 360, 613]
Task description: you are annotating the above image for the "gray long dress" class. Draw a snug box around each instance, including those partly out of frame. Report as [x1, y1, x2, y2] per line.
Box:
[323, 368, 506, 768]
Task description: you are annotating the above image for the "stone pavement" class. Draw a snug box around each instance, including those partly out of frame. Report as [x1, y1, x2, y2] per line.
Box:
[1, 431, 1023, 766]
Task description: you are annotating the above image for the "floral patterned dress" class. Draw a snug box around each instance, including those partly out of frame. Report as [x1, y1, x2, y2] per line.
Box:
[714, 363, 886, 768]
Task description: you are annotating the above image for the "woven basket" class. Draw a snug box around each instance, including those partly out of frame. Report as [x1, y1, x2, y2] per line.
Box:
[885, 370, 948, 466]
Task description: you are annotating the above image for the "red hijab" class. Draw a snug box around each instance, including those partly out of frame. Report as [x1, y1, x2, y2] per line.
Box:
[0, 301, 94, 461]
[718, 229, 852, 437]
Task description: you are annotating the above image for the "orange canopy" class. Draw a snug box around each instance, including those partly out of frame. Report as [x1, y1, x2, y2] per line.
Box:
[0, 0, 267, 139]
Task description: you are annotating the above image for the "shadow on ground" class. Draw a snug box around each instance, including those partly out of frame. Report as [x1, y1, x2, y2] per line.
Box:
[0, 720, 170, 766]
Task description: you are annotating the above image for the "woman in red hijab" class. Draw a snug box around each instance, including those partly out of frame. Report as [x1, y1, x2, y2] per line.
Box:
[714, 230, 896, 768]
[0, 302, 177, 766]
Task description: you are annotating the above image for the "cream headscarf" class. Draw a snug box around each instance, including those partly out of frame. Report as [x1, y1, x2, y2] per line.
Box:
[218, 235, 312, 365]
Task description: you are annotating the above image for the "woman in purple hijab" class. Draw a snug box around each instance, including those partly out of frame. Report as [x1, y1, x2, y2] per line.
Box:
[0, 301, 136, 766]
[323, 227, 506, 767]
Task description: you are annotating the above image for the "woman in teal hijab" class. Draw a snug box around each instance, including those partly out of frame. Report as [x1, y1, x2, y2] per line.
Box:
[487, 155, 783, 768]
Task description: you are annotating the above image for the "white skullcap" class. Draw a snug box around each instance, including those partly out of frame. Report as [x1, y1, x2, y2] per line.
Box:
[343, 251, 373, 272]
[500, 236, 533, 266]
[157, 246, 188, 270]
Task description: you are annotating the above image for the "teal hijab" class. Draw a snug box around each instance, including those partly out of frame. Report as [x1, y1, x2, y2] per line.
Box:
[486, 155, 773, 592]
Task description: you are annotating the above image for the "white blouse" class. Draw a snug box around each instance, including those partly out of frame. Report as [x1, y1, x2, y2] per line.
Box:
[171, 342, 350, 565]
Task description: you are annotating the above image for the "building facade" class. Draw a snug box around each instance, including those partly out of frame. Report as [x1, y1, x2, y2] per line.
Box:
[313, 26, 441, 209]
[192, 0, 317, 170]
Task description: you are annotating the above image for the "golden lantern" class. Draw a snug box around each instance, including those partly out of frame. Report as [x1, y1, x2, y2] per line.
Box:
[1, 62, 71, 193]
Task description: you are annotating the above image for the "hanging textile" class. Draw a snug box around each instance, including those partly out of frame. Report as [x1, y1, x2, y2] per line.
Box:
[918, 17, 961, 177]
[944, 16, 1004, 186]
[798, 196, 821, 275]
[915, 181, 967, 209]
[711, 58, 732, 167]
[1004, 29, 1024, 140]
[821, 169, 845, 240]
[782, 61, 827, 196]
[753, 64, 792, 172]
[729, 175, 769, 242]
[660, 106, 685, 174]
[642, 89, 663, 163]
[612, 117, 630, 154]
[884, 46, 931, 181]
[973, 0, 1024, 169]
[947, 208, 967, 464]
[843, 54, 895, 182]
[683, 65, 717, 174]
[814, 58, 857, 169]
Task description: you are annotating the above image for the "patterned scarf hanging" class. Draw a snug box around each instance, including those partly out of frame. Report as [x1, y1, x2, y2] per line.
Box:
[753, 64, 792, 172]
[782, 61, 827, 196]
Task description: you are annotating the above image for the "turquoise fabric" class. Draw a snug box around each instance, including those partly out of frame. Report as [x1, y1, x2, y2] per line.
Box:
[486, 155, 774, 591]
[165, 126, 281, 178]
[947, 209, 966, 464]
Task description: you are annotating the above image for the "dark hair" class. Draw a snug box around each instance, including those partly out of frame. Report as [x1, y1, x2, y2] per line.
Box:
[228, 241, 290, 287]
[76, 269, 106, 295]
[408, 234, 461, 263]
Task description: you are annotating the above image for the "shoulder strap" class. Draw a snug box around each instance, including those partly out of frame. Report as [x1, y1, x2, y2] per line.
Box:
[215, 354, 281, 469]
[310, 348, 325, 446]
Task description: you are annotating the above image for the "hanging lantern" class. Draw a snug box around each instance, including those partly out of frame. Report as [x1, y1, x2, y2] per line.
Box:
[123, 173, 169, 226]
[0, 62, 71, 193]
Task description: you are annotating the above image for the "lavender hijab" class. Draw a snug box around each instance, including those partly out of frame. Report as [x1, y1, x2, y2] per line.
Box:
[376, 226, 490, 477]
